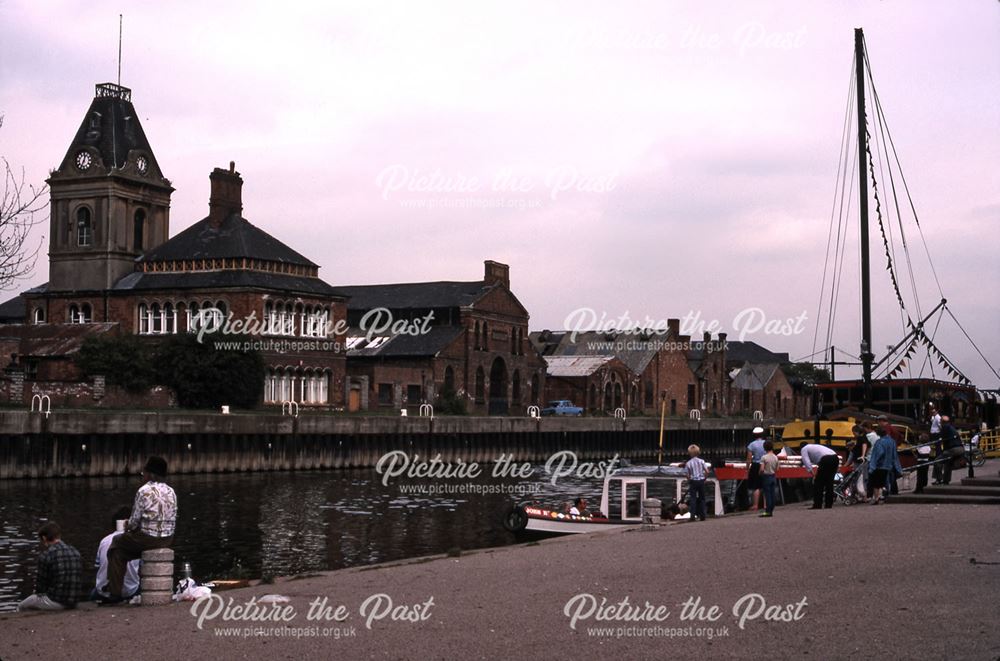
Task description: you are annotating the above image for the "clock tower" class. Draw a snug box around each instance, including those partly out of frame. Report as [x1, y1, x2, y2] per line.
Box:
[46, 82, 173, 292]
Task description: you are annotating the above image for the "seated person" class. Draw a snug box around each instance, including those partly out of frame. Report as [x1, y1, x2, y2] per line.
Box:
[569, 498, 588, 516]
[93, 506, 142, 601]
[663, 503, 691, 520]
[18, 522, 83, 611]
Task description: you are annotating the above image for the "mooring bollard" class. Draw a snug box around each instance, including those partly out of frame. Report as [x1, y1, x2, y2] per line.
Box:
[140, 548, 175, 605]
[641, 498, 662, 530]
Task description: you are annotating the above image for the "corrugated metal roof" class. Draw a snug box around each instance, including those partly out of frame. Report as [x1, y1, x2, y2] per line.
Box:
[544, 354, 615, 377]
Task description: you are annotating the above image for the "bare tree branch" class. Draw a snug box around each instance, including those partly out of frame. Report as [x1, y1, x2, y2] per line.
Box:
[0, 113, 47, 291]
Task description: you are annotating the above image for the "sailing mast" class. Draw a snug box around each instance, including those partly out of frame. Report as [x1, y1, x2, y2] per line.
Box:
[854, 28, 874, 407]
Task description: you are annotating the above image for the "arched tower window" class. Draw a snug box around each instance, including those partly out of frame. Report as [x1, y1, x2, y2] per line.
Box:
[76, 207, 92, 246]
[133, 209, 146, 251]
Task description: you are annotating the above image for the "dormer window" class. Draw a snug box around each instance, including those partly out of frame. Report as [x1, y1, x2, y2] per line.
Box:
[32, 308, 46, 324]
[76, 207, 92, 246]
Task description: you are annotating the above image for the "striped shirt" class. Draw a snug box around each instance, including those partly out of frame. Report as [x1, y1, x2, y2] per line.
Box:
[685, 457, 708, 481]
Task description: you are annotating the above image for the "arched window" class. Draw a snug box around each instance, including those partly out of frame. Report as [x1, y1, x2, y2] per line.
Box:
[512, 370, 521, 405]
[474, 322, 480, 351]
[187, 301, 200, 332]
[138, 303, 150, 334]
[151, 303, 162, 334]
[133, 209, 145, 250]
[32, 307, 45, 324]
[164, 303, 176, 334]
[481, 322, 489, 352]
[444, 366, 455, 394]
[76, 207, 92, 246]
[68, 304, 79, 324]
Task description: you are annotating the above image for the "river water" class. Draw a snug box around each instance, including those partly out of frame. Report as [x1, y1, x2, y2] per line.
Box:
[0, 461, 616, 611]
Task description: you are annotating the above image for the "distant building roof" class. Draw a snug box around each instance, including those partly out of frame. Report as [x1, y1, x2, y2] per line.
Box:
[729, 362, 781, 390]
[0, 295, 25, 323]
[530, 330, 666, 374]
[113, 270, 343, 297]
[346, 326, 464, 358]
[138, 212, 317, 267]
[724, 341, 790, 365]
[1, 322, 119, 358]
[337, 281, 491, 311]
[544, 355, 617, 377]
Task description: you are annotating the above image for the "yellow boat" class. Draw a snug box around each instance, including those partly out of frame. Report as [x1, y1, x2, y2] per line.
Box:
[772, 417, 913, 452]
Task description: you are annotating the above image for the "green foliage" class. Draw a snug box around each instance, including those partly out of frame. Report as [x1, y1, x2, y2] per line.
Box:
[155, 332, 264, 409]
[783, 362, 832, 387]
[76, 332, 265, 408]
[76, 335, 155, 393]
[437, 384, 467, 415]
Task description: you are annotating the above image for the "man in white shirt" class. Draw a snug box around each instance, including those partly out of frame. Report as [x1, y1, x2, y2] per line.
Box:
[799, 443, 840, 509]
[569, 498, 588, 516]
[92, 506, 141, 601]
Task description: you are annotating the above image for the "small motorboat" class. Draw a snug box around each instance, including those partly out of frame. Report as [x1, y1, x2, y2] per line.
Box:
[502, 465, 725, 536]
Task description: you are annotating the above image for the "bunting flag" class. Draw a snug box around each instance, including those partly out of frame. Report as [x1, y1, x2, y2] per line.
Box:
[865, 125, 910, 316]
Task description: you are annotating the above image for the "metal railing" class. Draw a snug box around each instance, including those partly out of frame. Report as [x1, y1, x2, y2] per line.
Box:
[614, 407, 627, 419]
[30, 394, 52, 419]
[527, 405, 540, 419]
[280, 400, 299, 417]
[419, 404, 434, 419]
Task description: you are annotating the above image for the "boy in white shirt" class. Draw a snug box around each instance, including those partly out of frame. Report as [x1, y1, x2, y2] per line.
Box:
[685, 444, 709, 522]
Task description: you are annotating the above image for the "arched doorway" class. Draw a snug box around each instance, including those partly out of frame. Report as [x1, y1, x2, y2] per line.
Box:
[488, 357, 508, 415]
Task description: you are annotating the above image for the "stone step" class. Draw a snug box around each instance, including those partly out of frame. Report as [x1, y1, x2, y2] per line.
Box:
[923, 485, 1000, 497]
[887, 493, 1000, 505]
[961, 477, 1000, 487]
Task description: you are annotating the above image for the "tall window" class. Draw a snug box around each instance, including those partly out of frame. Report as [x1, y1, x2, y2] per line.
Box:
[76, 207, 92, 246]
[133, 209, 145, 250]
[32, 308, 46, 324]
[68, 303, 91, 324]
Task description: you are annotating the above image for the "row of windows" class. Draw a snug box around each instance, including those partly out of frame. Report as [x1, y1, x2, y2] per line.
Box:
[264, 369, 330, 404]
[73, 207, 146, 249]
[472, 320, 525, 354]
[137, 301, 228, 335]
[263, 302, 331, 338]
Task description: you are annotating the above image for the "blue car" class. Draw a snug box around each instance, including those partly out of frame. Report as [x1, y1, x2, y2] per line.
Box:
[540, 400, 583, 416]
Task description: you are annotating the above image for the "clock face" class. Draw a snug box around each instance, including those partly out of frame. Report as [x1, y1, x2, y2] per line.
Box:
[75, 151, 92, 171]
[136, 156, 148, 175]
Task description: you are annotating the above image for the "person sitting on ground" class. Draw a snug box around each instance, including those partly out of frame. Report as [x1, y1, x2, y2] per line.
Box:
[92, 506, 141, 601]
[663, 502, 691, 520]
[569, 498, 588, 516]
[18, 522, 83, 612]
[685, 444, 709, 522]
[799, 442, 840, 509]
[868, 428, 903, 504]
[105, 456, 177, 603]
[758, 441, 779, 518]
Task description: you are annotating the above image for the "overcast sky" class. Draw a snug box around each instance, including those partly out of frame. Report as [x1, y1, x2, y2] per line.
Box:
[2, 1, 997, 387]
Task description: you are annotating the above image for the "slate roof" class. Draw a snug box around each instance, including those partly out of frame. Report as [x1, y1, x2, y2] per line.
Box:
[0, 295, 25, 323]
[2, 322, 119, 358]
[724, 341, 790, 365]
[138, 212, 317, 267]
[113, 270, 343, 297]
[336, 281, 491, 311]
[729, 362, 781, 390]
[544, 355, 617, 377]
[346, 326, 464, 358]
[56, 84, 166, 181]
[529, 330, 664, 374]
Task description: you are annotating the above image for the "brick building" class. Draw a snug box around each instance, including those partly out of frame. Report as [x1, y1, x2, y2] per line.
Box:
[0, 82, 347, 408]
[531, 319, 701, 416]
[339, 261, 547, 415]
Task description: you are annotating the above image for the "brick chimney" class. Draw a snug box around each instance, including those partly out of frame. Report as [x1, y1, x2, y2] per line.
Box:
[484, 260, 510, 288]
[208, 161, 243, 228]
[667, 318, 680, 338]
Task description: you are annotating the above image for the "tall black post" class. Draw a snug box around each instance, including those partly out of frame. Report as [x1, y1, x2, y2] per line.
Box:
[855, 28, 874, 408]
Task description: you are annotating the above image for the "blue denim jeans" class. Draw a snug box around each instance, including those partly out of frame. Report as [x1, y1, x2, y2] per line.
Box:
[761, 473, 777, 514]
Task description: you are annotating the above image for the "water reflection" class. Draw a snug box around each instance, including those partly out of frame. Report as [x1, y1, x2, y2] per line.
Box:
[0, 466, 605, 612]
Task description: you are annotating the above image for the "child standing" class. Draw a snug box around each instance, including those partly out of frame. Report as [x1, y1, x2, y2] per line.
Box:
[758, 440, 779, 517]
[685, 444, 709, 522]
